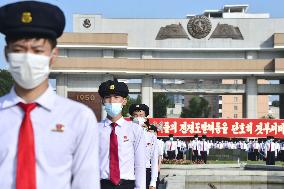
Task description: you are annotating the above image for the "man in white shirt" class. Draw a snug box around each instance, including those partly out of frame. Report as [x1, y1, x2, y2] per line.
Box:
[252, 140, 260, 161]
[164, 134, 178, 160]
[98, 80, 146, 189]
[199, 135, 210, 164]
[192, 134, 200, 162]
[129, 104, 158, 189]
[0, 1, 100, 189]
[265, 136, 276, 165]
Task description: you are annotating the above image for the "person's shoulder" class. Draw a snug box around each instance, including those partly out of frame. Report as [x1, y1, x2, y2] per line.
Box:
[0, 92, 12, 110]
[123, 119, 144, 134]
[98, 119, 108, 127]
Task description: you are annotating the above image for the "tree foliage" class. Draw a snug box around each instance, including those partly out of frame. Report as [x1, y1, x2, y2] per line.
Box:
[122, 94, 142, 117]
[272, 100, 279, 107]
[153, 93, 170, 118]
[0, 69, 13, 97]
[180, 96, 210, 118]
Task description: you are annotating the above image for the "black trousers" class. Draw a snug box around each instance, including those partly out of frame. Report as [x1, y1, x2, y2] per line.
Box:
[101, 179, 135, 189]
[167, 150, 175, 160]
[280, 150, 284, 162]
[200, 151, 207, 164]
[253, 149, 259, 161]
[266, 151, 275, 165]
[146, 168, 151, 188]
[192, 150, 199, 162]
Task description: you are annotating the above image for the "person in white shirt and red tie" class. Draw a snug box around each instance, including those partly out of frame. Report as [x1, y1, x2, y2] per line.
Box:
[192, 134, 200, 162]
[0, 1, 100, 189]
[129, 104, 159, 189]
[164, 134, 178, 160]
[265, 136, 276, 165]
[199, 135, 210, 164]
[98, 79, 146, 189]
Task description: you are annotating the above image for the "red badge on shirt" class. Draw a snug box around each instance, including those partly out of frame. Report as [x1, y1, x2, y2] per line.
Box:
[123, 136, 129, 142]
[51, 124, 65, 132]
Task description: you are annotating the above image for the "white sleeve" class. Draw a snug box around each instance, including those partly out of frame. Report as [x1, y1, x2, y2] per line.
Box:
[134, 127, 146, 189]
[150, 136, 159, 187]
[71, 109, 100, 189]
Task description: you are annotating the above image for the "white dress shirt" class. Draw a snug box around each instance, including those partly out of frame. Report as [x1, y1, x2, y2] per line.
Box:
[199, 140, 210, 155]
[265, 141, 276, 157]
[157, 139, 165, 157]
[99, 117, 146, 189]
[144, 131, 158, 187]
[0, 86, 100, 189]
[253, 142, 260, 151]
[164, 140, 178, 156]
[187, 141, 193, 149]
[192, 140, 200, 151]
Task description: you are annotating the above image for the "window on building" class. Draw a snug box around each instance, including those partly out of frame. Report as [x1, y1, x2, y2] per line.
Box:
[234, 80, 238, 84]
[234, 106, 238, 111]
[219, 96, 222, 100]
[234, 97, 238, 102]
[234, 114, 238, 118]
[218, 113, 222, 118]
[219, 104, 222, 109]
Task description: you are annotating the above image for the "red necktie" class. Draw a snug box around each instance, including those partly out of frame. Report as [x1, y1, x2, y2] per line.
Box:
[17, 102, 37, 189]
[109, 123, 120, 185]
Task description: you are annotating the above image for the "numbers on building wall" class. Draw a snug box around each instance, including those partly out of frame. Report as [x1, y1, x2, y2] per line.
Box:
[76, 94, 96, 102]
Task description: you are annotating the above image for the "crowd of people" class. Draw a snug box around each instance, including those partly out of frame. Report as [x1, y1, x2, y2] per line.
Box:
[160, 136, 284, 165]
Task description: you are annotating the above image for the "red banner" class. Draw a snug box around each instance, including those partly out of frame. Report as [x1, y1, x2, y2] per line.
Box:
[146, 118, 284, 138]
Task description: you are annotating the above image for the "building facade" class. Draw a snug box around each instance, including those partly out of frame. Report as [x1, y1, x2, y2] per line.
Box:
[51, 5, 284, 120]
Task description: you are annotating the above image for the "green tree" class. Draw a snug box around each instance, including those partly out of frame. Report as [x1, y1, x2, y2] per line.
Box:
[0, 69, 13, 97]
[272, 100, 280, 107]
[180, 96, 210, 118]
[122, 94, 142, 117]
[153, 93, 170, 118]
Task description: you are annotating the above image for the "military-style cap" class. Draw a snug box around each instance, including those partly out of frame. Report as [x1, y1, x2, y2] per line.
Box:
[129, 104, 149, 116]
[169, 134, 174, 138]
[202, 134, 207, 139]
[148, 125, 157, 133]
[194, 134, 198, 138]
[98, 79, 129, 98]
[0, 1, 65, 39]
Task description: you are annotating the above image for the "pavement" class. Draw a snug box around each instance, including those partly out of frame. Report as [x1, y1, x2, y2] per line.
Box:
[159, 164, 284, 189]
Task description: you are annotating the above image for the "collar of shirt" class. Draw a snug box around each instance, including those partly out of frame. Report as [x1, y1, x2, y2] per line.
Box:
[103, 116, 125, 127]
[1, 85, 56, 111]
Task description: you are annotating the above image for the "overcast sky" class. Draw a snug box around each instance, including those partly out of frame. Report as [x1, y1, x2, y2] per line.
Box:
[0, 0, 284, 69]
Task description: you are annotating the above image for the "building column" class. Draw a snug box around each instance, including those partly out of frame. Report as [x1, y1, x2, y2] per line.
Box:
[142, 75, 153, 117]
[101, 74, 114, 120]
[56, 74, 67, 97]
[280, 80, 284, 118]
[245, 76, 258, 118]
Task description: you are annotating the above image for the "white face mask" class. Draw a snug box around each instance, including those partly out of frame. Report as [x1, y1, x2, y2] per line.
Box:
[104, 103, 123, 117]
[7, 53, 50, 89]
[136, 117, 146, 126]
